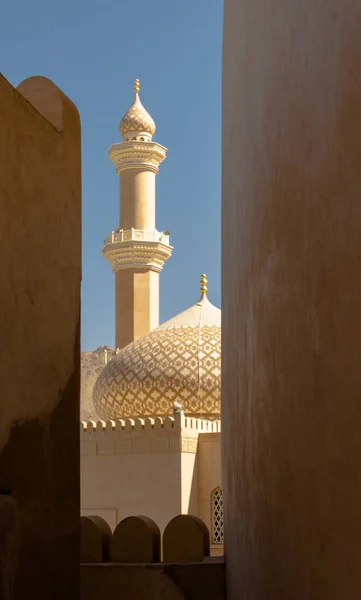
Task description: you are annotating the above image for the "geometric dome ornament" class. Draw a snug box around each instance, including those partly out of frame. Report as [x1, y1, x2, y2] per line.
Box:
[93, 275, 221, 420]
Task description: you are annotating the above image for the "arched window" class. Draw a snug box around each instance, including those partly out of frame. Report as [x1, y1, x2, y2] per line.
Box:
[211, 487, 224, 544]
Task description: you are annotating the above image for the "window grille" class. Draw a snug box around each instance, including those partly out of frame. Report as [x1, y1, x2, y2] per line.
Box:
[211, 487, 224, 544]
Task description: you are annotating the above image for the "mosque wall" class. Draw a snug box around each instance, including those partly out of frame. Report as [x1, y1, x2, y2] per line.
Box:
[180, 449, 198, 516]
[81, 446, 181, 534]
[80, 416, 223, 554]
[81, 418, 182, 533]
[81, 454, 181, 534]
[197, 432, 222, 556]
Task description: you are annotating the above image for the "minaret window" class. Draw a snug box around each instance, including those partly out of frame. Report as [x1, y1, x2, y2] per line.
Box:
[211, 487, 224, 545]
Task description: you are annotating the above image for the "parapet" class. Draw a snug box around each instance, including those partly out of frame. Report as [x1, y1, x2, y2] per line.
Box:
[111, 515, 161, 563]
[80, 413, 221, 456]
[81, 515, 112, 564]
[80, 512, 225, 600]
[81, 513, 210, 564]
[81, 415, 178, 438]
[80, 413, 221, 437]
[182, 416, 221, 434]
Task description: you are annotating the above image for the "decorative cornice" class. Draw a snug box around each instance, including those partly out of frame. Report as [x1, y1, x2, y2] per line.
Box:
[80, 436, 200, 456]
[103, 240, 172, 273]
[108, 140, 167, 174]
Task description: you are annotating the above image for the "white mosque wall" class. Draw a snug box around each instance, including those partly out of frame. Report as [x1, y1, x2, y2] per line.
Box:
[80, 414, 223, 554]
[180, 449, 198, 515]
[198, 432, 223, 556]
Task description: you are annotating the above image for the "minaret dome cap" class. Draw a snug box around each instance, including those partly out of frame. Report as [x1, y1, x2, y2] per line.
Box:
[119, 79, 156, 141]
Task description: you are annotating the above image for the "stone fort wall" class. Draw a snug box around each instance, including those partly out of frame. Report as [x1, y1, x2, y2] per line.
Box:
[0, 73, 81, 599]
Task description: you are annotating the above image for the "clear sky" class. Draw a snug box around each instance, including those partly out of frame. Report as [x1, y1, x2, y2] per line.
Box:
[1, 0, 223, 350]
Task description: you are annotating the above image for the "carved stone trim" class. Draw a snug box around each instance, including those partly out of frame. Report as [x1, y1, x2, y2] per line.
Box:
[103, 240, 172, 273]
[108, 141, 167, 173]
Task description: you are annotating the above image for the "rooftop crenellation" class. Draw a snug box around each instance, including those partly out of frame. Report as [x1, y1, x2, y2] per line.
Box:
[80, 413, 221, 438]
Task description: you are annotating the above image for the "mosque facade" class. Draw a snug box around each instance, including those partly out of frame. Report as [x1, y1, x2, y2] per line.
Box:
[80, 81, 223, 555]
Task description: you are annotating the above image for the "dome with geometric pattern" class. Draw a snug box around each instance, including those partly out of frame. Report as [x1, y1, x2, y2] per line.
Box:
[93, 275, 221, 420]
[119, 79, 156, 141]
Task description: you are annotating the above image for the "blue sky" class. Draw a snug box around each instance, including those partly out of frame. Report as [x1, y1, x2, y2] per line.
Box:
[1, 0, 223, 350]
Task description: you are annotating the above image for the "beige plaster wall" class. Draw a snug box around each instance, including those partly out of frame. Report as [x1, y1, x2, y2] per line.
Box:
[198, 433, 222, 556]
[0, 74, 81, 449]
[115, 269, 159, 349]
[222, 1, 361, 598]
[81, 434, 182, 533]
[80, 418, 222, 540]
[120, 169, 156, 230]
[0, 74, 81, 599]
[180, 450, 198, 515]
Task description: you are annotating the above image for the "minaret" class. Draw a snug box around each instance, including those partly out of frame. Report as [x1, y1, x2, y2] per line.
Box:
[104, 79, 172, 350]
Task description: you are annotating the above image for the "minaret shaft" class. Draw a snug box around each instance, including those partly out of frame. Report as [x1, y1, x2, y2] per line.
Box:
[116, 165, 159, 349]
[104, 80, 172, 350]
[120, 169, 155, 230]
[115, 269, 159, 349]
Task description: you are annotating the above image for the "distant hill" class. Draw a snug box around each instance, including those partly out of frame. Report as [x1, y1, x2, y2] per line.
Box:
[80, 345, 114, 421]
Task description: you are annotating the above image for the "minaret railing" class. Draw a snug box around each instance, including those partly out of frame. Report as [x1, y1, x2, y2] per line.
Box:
[104, 228, 170, 247]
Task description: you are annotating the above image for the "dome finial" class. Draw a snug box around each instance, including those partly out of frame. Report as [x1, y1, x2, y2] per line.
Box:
[119, 78, 156, 140]
[200, 273, 208, 296]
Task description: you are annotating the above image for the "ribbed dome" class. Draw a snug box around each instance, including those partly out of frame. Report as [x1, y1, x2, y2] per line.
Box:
[119, 79, 156, 140]
[93, 283, 221, 420]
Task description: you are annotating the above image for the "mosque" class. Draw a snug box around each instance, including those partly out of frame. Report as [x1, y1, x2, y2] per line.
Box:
[80, 80, 223, 556]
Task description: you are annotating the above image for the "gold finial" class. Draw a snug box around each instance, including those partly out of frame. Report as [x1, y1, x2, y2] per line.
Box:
[200, 273, 208, 295]
[134, 79, 140, 93]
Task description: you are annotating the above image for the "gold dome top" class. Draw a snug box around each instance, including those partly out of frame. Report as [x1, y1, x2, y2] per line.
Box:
[93, 276, 221, 420]
[200, 273, 208, 295]
[119, 79, 156, 139]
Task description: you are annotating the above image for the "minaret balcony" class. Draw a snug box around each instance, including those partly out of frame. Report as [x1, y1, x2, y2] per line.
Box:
[104, 228, 169, 246]
[102, 228, 172, 273]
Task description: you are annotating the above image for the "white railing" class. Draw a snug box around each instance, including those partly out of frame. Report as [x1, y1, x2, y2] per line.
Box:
[104, 228, 170, 246]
